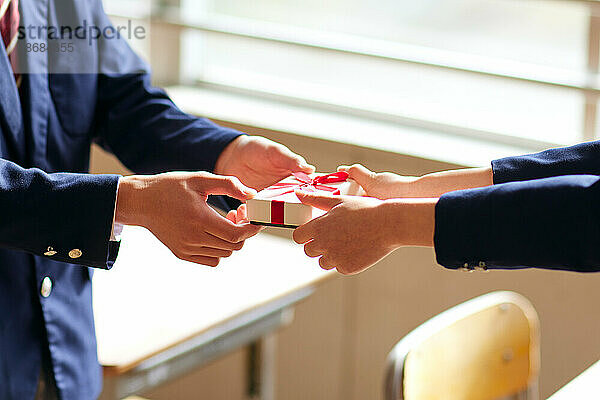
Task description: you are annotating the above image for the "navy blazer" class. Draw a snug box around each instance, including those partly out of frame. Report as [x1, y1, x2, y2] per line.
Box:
[435, 141, 600, 272]
[0, 1, 240, 399]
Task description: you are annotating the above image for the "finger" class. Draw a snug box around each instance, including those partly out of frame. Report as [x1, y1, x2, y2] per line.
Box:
[293, 222, 315, 244]
[227, 205, 247, 224]
[185, 246, 234, 258]
[236, 204, 248, 223]
[291, 155, 316, 173]
[318, 256, 336, 270]
[210, 223, 261, 243]
[295, 190, 344, 211]
[192, 173, 257, 201]
[205, 209, 263, 243]
[200, 232, 246, 251]
[304, 240, 323, 258]
[226, 210, 237, 223]
[340, 164, 376, 188]
[338, 265, 363, 275]
[187, 255, 221, 267]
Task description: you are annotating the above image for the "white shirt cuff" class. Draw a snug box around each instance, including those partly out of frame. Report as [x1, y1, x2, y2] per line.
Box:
[110, 178, 123, 242]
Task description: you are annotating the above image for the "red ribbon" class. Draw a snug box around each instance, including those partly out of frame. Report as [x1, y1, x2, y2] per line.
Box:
[270, 200, 285, 225]
[267, 171, 349, 196]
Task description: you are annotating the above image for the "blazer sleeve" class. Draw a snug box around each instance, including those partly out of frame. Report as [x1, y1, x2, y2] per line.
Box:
[89, 2, 242, 175]
[0, 159, 120, 268]
[93, 73, 242, 175]
[492, 141, 600, 184]
[434, 174, 600, 272]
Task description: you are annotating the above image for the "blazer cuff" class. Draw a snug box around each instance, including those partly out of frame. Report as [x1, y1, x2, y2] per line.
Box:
[36, 173, 122, 269]
[491, 157, 529, 185]
[434, 187, 493, 270]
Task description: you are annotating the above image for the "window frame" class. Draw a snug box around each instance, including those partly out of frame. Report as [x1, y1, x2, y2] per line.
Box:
[110, 0, 600, 151]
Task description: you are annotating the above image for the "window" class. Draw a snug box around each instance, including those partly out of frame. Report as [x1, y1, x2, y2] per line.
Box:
[105, 0, 600, 151]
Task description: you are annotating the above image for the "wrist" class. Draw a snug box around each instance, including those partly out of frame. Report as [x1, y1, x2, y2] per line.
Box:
[408, 174, 445, 198]
[214, 135, 246, 175]
[383, 198, 437, 247]
[397, 175, 420, 197]
[367, 173, 418, 199]
[115, 175, 151, 227]
[412, 167, 494, 198]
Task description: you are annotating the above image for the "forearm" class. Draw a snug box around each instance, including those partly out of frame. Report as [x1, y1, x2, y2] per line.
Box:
[94, 7, 243, 174]
[95, 73, 242, 175]
[410, 140, 600, 197]
[493, 141, 600, 183]
[384, 198, 437, 247]
[406, 167, 493, 198]
[434, 174, 600, 272]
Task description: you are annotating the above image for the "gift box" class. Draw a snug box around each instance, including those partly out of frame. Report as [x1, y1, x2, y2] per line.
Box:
[247, 171, 363, 228]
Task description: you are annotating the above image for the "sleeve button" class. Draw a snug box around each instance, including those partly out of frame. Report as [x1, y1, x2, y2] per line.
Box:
[459, 263, 474, 272]
[475, 261, 488, 271]
[44, 246, 57, 256]
[69, 249, 82, 259]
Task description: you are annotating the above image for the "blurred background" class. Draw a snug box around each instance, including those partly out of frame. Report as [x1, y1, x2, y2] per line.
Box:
[105, 0, 597, 148]
[95, 1, 600, 399]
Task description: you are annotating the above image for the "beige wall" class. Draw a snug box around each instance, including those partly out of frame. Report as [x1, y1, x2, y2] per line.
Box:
[91, 123, 600, 399]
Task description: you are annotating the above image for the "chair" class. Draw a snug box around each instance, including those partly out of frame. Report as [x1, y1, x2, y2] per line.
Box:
[384, 291, 540, 400]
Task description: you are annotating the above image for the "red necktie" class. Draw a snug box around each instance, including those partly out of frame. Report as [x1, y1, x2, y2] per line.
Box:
[0, 0, 20, 88]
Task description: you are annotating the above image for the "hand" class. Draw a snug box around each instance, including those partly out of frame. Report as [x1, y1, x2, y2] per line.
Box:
[339, 164, 494, 199]
[115, 172, 262, 267]
[292, 191, 436, 275]
[215, 135, 315, 191]
[292, 191, 397, 275]
[338, 164, 416, 199]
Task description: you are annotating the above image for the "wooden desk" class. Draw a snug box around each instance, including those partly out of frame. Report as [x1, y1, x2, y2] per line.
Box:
[546, 360, 600, 399]
[93, 226, 332, 400]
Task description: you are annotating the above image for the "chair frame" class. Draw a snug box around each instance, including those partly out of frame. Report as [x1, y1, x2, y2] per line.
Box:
[384, 291, 540, 400]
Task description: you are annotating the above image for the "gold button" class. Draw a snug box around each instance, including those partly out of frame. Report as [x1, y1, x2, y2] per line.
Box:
[475, 261, 488, 272]
[40, 277, 53, 298]
[459, 262, 474, 272]
[43, 246, 57, 256]
[69, 249, 82, 259]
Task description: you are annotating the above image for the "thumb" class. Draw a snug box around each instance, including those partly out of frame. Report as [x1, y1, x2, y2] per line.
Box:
[290, 155, 316, 174]
[193, 173, 257, 201]
[274, 146, 315, 174]
[295, 190, 343, 211]
[338, 164, 375, 190]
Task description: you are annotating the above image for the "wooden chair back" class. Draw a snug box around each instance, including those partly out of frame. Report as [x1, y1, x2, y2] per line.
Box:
[384, 291, 540, 400]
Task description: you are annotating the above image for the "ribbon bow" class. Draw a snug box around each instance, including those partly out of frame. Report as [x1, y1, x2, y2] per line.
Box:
[267, 171, 349, 195]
